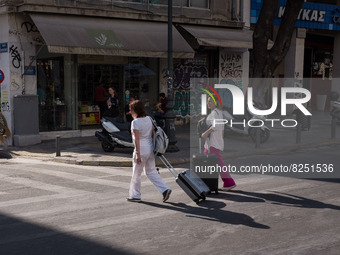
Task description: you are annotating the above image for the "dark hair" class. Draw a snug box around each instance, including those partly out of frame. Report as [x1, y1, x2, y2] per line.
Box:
[129, 100, 146, 118]
[159, 93, 166, 98]
[108, 87, 116, 93]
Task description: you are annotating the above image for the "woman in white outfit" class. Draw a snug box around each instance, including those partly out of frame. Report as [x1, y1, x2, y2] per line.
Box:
[127, 100, 172, 202]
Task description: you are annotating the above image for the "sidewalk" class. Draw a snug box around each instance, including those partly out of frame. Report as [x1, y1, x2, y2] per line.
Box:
[2, 111, 340, 166]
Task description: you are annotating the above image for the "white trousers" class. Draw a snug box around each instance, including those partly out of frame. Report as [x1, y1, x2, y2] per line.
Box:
[129, 150, 170, 199]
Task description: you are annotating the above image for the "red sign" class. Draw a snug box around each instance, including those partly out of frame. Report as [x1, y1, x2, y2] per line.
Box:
[0, 70, 4, 84]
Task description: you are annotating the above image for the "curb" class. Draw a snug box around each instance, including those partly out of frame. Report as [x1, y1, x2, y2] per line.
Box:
[52, 156, 191, 167]
[50, 139, 340, 167]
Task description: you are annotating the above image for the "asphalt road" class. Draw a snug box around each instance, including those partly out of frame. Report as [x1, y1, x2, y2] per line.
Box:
[0, 146, 339, 255]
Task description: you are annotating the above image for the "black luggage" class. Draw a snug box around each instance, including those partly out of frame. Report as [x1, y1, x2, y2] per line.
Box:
[192, 153, 219, 194]
[192, 137, 219, 194]
[159, 155, 210, 203]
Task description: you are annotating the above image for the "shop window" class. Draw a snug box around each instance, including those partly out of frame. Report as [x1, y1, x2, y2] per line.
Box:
[77, 57, 158, 125]
[312, 50, 333, 80]
[78, 64, 124, 126]
[37, 58, 68, 131]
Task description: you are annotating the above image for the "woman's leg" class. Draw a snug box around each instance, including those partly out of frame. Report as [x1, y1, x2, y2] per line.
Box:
[128, 154, 145, 199]
[209, 146, 236, 188]
[144, 154, 170, 194]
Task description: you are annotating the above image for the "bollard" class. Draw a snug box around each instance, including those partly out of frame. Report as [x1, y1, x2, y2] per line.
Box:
[255, 127, 260, 148]
[296, 123, 301, 144]
[56, 135, 61, 157]
[3, 135, 8, 150]
[331, 117, 336, 139]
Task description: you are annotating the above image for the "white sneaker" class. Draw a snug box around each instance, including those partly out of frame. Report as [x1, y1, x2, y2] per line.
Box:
[221, 185, 236, 191]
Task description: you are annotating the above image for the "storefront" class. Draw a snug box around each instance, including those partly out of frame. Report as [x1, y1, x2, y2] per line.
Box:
[30, 13, 194, 132]
[1, 9, 253, 145]
[251, 0, 340, 112]
[304, 34, 334, 111]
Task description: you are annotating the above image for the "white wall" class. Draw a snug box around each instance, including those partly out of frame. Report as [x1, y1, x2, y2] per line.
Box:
[4, 13, 40, 145]
[0, 13, 11, 145]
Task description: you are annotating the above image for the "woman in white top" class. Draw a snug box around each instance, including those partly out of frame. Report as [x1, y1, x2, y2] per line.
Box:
[201, 96, 236, 190]
[127, 100, 172, 202]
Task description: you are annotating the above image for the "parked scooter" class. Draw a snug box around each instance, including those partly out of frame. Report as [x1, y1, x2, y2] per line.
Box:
[95, 106, 157, 152]
[221, 101, 270, 143]
[95, 116, 134, 152]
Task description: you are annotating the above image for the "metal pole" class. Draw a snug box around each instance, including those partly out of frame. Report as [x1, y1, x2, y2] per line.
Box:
[331, 117, 336, 139]
[56, 135, 61, 157]
[164, 0, 179, 152]
[3, 135, 8, 150]
[255, 127, 260, 148]
[296, 123, 301, 144]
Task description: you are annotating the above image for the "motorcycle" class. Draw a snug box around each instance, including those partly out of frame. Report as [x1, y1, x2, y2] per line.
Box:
[95, 106, 157, 152]
[221, 102, 270, 143]
[95, 116, 134, 152]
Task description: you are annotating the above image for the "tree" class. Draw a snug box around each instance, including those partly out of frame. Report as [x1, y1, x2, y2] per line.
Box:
[251, 0, 305, 104]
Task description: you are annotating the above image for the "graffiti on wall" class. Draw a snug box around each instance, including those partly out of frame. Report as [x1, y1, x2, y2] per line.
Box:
[220, 52, 243, 80]
[21, 22, 38, 33]
[173, 90, 202, 117]
[9, 45, 21, 68]
[173, 65, 208, 89]
[219, 50, 244, 108]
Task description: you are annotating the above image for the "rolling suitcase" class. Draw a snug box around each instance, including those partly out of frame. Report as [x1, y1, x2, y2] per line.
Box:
[192, 138, 219, 194]
[192, 153, 219, 194]
[159, 155, 210, 203]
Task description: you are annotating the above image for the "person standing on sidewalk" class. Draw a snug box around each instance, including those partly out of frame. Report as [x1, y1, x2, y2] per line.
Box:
[127, 100, 172, 202]
[201, 96, 236, 191]
[94, 82, 108, 118]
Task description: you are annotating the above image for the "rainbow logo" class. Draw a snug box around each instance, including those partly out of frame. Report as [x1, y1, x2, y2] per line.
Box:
[200, 83, 223, 115]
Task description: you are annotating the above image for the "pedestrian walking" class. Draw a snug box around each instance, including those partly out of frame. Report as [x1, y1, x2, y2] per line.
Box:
[127, 100, 172, 202]
[201, 96, 236, 191]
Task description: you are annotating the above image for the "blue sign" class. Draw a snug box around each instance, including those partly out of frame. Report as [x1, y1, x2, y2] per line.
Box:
[24, 66, 36, 76]
[0, 42, 8, 53]
[251, 0, 340, 31]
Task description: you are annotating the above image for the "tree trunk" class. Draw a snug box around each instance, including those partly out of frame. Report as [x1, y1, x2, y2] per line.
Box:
[251, 0, 305, 104]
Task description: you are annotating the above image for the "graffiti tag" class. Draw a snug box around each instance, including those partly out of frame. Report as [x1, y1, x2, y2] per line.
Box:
[173, 90, 201, 117]
[21, 22, 38, 33]
[9, 45, 21, 68]
[173, 65, 208, 89]
[220, 53, 243, 79]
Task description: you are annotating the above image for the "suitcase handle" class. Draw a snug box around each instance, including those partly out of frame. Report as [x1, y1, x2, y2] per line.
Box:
[158, 155, 178, 178]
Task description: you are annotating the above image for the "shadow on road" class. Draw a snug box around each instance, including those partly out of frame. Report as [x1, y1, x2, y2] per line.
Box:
[226, 190, 340, 211]
[140, 200, 270, 229]
[0, 213, 134, 255]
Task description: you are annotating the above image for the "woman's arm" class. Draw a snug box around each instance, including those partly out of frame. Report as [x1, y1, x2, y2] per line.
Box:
[201, 128, 214, 139]
[132, 129, 142, 164]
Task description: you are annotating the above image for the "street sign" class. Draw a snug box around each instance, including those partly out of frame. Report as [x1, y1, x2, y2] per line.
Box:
[0, 42, 8, 53]
[0, 70, 5, 84]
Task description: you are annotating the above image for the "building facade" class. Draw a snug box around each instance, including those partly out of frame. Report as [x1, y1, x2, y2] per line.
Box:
[0, 0, 253, 146]
[251, 0, 340, 112]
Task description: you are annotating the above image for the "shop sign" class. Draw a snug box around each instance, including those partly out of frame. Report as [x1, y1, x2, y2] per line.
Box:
[0, 70, 4, 84]
[0, 42, 8, 53]
[251, 0, 340, 31]
[24, 66, 36, 76]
